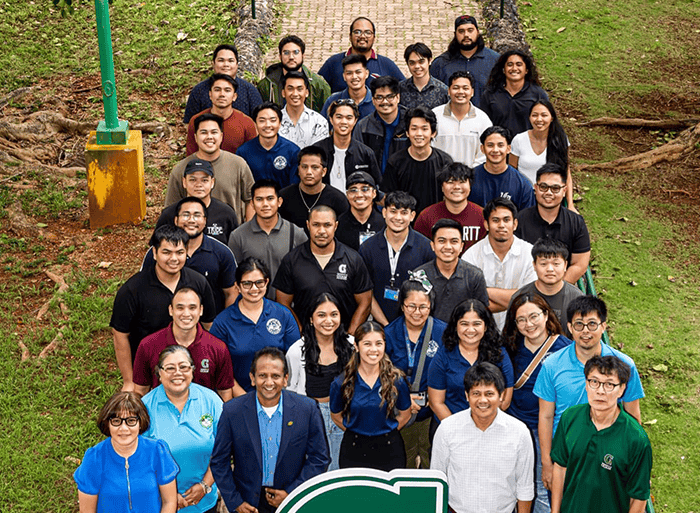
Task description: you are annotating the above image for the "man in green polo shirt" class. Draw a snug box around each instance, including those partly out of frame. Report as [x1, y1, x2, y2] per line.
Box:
[550, 355, 652, 513]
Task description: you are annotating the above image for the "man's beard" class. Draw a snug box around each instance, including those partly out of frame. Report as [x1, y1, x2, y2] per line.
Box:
[459, 41, 478, 51]
[282, 62, 303, 72]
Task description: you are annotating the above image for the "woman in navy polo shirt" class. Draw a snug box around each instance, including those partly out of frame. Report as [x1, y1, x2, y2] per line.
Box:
[428, 299, 514, 426]
[503, 293, 571, 513]
[286, 293, 355, 471]
[330, 321, 412, 471]
[384, 279, 447, 468]
[210, 258, 300, 391]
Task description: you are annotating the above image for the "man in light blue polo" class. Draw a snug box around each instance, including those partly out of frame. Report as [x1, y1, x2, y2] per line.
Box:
[320, 54, 375, 122]
[534, 295, 644, 496]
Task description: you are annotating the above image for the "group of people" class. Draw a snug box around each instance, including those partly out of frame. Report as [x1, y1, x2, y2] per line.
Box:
[74, 14, 652, 513]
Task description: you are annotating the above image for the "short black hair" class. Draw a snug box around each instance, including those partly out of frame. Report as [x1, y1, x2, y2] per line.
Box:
[309, 204, 337, 221]
[483, 197, 517, 220]
[251, 101, 283, 123]
[448, 70, 475, 88]
[463, 361, 505, 394]
[384, 191, 417, 211]
[175, 196, 208, 218]
[405, 106, 438, 134]
[535, 162, 567, 184]
[480, 125, 512, 145]
[437, 162, 474, 186]
[208, 73, 238, 92]
[404, 42, 432, 62]
[370, 75, 400, 95]
[236, 256, 271, 283]
[194, 112, 224, 132]
[251, 179, 281, 198]
[342, 54, 368, 69]
[531, 237, 569, 262]
[584, 355, 631, 386]
[349, 16, 376, 35]
[298, 145, 328, 168]
[431, 218, 463, 240]
[278, 35, 305, 54]
[567, 295, 608, 324]
[328, 98, 360, 119]
[251, 346, 289, 376]
[212, 44, 238, 62]
[149, 224, 189, 250]
[281, 70, 310, 90]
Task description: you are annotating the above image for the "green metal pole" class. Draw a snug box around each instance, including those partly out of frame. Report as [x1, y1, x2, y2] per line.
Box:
[94, 0, 129, 144]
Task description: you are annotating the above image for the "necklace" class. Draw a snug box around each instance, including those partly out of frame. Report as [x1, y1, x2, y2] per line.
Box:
[300, 186, 323, 212]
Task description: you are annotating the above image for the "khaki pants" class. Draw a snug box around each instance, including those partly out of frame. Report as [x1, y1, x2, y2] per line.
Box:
[400, 417, 431, 468]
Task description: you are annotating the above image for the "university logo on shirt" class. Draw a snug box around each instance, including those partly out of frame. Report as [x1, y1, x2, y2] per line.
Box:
[267, 318, 282, 335]
[601, 454, 614, 471]
[336, 264, 348, 281]
[200, 414, 214, 429]
[427, 340, 439, 358]
[200, 358, 210, 373]
[274, 156, 288, 170]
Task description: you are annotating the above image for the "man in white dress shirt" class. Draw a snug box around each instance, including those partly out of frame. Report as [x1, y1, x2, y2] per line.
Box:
[279, 71, 329, 148]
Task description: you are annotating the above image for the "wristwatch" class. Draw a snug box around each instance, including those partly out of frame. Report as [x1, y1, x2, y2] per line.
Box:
[199, 481, 212, 494]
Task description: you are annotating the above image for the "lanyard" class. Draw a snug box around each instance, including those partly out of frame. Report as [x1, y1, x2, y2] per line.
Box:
[403, 322, 422, 370]
[386, 235, 407, 285]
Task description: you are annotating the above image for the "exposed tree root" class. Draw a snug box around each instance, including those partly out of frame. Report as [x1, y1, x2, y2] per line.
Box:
[577, 117, 699, 129]
[38, 331, 63, 359]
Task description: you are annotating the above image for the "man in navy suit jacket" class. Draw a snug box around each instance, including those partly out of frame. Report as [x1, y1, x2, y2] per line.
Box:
[211, 347, 330, 513]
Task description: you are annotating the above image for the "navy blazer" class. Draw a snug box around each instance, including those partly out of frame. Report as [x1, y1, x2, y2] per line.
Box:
[210, 390, 330, 512]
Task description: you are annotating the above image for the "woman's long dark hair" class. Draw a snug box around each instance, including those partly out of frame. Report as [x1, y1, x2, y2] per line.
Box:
[503, 293, 563, 361]
[301, 293, 353, 375]
[442, 299, 503, 364]
[531, 99, 569, 170]
[485, 49, 541, 91]
[339, 321, 403, 421]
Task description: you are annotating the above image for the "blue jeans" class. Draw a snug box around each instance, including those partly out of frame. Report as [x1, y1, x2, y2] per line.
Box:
[318, 401, 343, 471]
[532, 427, 551, 513]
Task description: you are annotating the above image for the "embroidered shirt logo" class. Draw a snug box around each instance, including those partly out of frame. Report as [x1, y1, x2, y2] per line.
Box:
[200, 414, 214, 429]
[274, 156, 288, 170]
[267, 318, 282, 335]
[427, 340, 439, 357]
[601, 454, 614, 470]
[336, 263, 348, 281]
[200, 359, 210, 373]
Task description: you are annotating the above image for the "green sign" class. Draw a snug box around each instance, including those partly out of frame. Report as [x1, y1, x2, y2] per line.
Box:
[278, 469, 448, 513]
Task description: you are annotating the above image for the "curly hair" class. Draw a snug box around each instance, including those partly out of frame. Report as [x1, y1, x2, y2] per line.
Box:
[301, 293, 354, 375]
[485, 49, 541, 91]
[339, 321, 404, 422]
[502, 292, 563, 361]
[442, 299, 503, 364]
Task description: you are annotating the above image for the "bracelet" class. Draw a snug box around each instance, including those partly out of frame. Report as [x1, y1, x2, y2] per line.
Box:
[199, 481, 212, 494]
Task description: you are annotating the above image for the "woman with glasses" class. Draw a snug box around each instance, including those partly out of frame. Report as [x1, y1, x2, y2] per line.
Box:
[502, 293, 571, 513]
[509, 100, 575, 209]
[210, 257, 300, 391]
[286, 293, 355, 470]
[384, 279, 447, 468]
[428, 299, 514, 425]
[142, 346, 223, 513]
[73, 391, 179, 513]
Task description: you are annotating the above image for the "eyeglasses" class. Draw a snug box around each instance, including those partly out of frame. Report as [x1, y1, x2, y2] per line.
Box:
[352, 29, 374, 37]
[347, 186, 373, 195]
[373, 93, 398, 103]
[572, 320, 603, 332]
[240, 279, 267, 290]
[282, 49, 301, 56]
[535, 183, 565, 194]
[515, 311, 544, 326]
[160, 364, 193, 374]
[404, 304, 430, 314]
[178, 212, 205, 221]
[586, 378, 621, 392]
[109, 416, 139, 427]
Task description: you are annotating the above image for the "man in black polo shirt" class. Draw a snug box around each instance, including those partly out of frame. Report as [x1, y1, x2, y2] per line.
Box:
[110, 225, 216, 391]
[515, 162, 590, 283]
[278, 145, 349, 231]
[273, 205, 373, 334]
[336, 171, 385, 251]
[412, 218, 489, 322]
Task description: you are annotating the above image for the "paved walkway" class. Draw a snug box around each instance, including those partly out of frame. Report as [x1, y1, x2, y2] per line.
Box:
[263, 0, 482, 76]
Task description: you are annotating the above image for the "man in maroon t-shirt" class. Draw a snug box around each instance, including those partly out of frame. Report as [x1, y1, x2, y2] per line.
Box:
[414, 162, 486, 253]
[133, 287, 243, 401]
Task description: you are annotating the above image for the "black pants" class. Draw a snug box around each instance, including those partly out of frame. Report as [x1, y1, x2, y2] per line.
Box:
[339, 429, 406, 471]
[258, 487, 277, 513]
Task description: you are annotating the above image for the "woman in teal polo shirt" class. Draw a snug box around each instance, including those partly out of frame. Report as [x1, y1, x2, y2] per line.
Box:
[142, 346, 223, 513]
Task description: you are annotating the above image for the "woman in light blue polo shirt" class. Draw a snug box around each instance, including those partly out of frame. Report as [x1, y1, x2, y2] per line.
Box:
[142, 346, 223, 513]
[330, 321, 412, 471]
[428, 299, 514, 426]
[210, 258, 300, 390]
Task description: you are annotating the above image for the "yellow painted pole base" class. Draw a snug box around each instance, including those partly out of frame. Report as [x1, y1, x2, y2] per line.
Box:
[85, 130, 147, 229]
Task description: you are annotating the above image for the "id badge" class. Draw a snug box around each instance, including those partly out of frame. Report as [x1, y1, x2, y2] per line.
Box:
[359, 230, 375, 246]
[384, 287, 399, 301]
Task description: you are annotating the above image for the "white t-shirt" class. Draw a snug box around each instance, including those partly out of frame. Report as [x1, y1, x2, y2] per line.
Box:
[330, 146, 347, 192]
[511, 131, 570, 185]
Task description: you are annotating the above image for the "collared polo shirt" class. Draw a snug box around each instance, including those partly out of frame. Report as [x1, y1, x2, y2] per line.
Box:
[429, 47, 501, 108]
[515, 205, 591, 257]
[256, 393, 283, 487]
[533, 342, 645, 433]
[321, 87, 375, 121]
[236, 136, 300, 188]
[468, 163, 536, 211]
[184, 76, 263, 123]
[480, 81, 549, 136]
[358, 228, 435, 323]
[411, 259, 489, 322]
[279, 106, 329, 148]
[209, 297, 299, 391]
[132, 323, 236, 391]
[329, 374, 411, 436]
[272, 240, 373, 329]
[110, 266, 217, 358]
[431, 102, 492, 167]
[319, 48, 405, 93]
[336, 208, 385, 251]
[399, 76, 449, 110]
[462, 235, 536, 329]
[142, 383, 223, 513]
